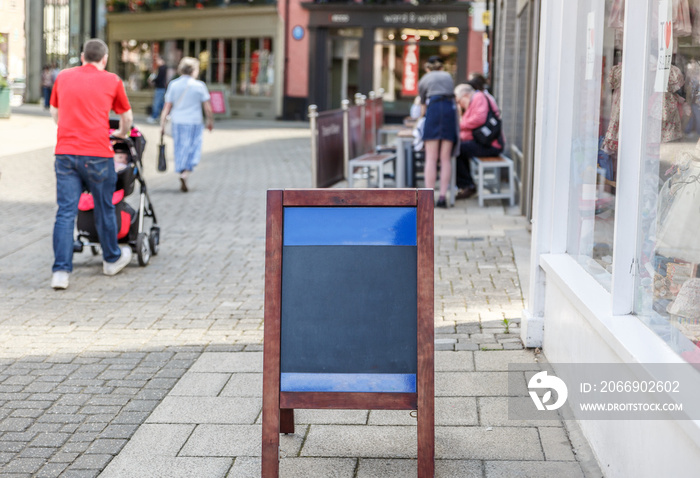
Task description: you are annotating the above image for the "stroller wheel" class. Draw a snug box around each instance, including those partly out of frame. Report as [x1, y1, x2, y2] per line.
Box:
[136, 233, 151, 266]
[149, 226, 160, 256]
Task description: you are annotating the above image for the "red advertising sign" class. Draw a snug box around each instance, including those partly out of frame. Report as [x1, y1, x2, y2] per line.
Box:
[210, 90, 227, 115]
[402, 43, 419, 96]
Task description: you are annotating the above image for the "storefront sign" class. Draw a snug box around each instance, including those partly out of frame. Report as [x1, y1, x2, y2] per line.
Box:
[585, 11, 595, 81]
[655, 0, 673, 92]
[210, 91, 226, 114]
[209, 89, 229, 117]
[315, 111, 345, 187]
[305, 6, 469, 30]
[330, 13, 350, 23]
[402, 43, 419, 97]
[383, 13, 448, 26]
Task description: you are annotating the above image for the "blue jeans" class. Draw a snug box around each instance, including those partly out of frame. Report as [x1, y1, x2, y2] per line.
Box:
[151, 88, 166, 119]
[43, 87, 52, 109]
[53, 155, 122, 272]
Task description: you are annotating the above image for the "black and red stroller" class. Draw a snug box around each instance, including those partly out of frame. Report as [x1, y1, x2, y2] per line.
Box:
[73, 120, 160, 266]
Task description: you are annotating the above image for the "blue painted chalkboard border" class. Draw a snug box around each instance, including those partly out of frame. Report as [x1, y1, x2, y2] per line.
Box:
[281, 373, 416, 393]
[284, 207, 417, 246]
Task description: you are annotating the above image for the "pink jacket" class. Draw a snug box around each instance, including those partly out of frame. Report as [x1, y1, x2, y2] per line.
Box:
[459, 91, 504, 148]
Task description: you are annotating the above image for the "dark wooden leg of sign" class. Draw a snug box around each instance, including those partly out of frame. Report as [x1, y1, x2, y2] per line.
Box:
[262, 189, 284, 478]
[280, 409, 295, 434]
[417, 189, 435, 478]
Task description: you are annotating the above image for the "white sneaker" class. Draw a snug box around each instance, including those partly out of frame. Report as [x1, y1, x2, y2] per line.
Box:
[103, 246, 132, 276]
[146, 116, 157, 124]
[51, 271, 70, 289]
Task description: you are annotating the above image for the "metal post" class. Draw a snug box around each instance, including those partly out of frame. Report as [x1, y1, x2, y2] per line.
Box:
[308, 105, 318, 188]
[342, 99, 350, 182]
[356, 94, 366, 154]
[369, 91, 377, 152]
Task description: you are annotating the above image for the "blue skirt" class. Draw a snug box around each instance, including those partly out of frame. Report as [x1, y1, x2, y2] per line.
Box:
[172, 123, 204, 173]
[423, 97, 457, 142]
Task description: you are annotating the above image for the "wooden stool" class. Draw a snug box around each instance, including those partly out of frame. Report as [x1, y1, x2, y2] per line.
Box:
[470, 155, 515, 207]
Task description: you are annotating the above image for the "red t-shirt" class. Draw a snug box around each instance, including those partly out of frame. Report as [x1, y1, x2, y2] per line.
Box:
[50, 64, 131, 158]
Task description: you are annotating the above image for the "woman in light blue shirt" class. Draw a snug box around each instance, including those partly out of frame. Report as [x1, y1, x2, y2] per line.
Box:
[160, 57, 214, 192]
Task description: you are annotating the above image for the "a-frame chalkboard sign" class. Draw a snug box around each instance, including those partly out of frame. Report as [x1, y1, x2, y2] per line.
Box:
[262, 188, 435, 477]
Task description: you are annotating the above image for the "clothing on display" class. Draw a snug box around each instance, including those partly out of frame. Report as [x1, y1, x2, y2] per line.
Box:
[684, 60, 700, 134]
[649, 65, 685, 144]
[602, 64, 623, 153]
[691, 0, 700, 44]
[674, 0, 692, 37]
[608, 0, 624, 30]
[667, 278, 700, 318]
[656, 152, 700, 263]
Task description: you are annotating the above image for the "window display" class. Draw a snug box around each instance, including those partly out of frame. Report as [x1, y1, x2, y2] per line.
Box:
[373, 27, 458, 117]
[636, 0, 700, 359]
[566, 0, 621, 290]
[106, 0, 270, 12]
[115, 37, 273, 97]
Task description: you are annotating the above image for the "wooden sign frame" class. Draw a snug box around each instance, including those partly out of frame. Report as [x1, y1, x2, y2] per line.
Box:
[262, 188, 434, 477]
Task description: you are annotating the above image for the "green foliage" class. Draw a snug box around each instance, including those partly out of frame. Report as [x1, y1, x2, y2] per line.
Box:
[502, 318, 511, 334]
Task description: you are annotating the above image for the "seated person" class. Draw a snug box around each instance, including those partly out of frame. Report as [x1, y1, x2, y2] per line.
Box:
[454, 81, 505, 199]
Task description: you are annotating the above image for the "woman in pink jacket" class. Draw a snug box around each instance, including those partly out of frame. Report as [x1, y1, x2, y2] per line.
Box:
[454, 82, 504, 199]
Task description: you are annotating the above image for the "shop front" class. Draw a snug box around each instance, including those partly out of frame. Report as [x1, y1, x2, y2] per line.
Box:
[106, 5, 283, 119]
[297, 3, 472, 121]
[526, 0, 700, 475]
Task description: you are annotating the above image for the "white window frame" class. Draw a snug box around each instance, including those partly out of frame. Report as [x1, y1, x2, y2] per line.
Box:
[610, 0, 649, 315]
[525, 0, 688, 354]
[525, 0, 700, 454]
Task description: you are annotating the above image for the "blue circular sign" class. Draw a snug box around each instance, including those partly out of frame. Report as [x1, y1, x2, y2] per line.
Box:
[292, 26, 304, 41]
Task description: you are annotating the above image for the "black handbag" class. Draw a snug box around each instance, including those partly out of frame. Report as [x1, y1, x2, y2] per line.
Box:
[157, 133, 167, 172]
[472, 92, 502, 147]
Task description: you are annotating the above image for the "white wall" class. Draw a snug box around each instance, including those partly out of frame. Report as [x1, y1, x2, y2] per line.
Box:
[542, 255, 700, 478]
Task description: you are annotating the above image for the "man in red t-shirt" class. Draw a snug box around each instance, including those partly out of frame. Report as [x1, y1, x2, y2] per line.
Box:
[49, 38, 134, 290]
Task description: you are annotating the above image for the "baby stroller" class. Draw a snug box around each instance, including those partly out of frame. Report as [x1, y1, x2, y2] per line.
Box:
[73, 120, 160, 266]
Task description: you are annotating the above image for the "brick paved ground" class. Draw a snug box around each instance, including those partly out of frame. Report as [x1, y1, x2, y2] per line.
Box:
[0, 113, 310, 477]
[0, 107, 597, 477]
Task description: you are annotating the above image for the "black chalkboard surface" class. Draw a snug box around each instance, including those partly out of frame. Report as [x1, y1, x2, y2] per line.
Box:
[281, 245, 417, 376]
[279, 206, 418, 393]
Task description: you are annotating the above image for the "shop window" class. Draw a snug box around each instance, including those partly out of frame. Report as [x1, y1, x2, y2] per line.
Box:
[212, 39, 232, 86]
[373, 27, 458, 117]
[116, 40, 152, 91]
[636, 0, 700, 359]
[253, 38, 274, 97]
[566, 0, 622, 290]
[106, 0, 273, 12]
[235, 37, 273, 97]
[197, 39, 210, 83]
[186, 39, 196, 58]
[235, 38, 248, 95]
[116, 37, 273, 96]
[44, 0, 70, 66]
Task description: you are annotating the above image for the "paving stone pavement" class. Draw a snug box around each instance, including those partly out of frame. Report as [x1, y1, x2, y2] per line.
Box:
[0, 106, 600, 477]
